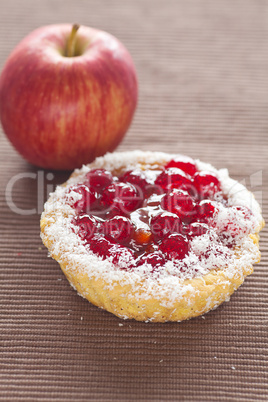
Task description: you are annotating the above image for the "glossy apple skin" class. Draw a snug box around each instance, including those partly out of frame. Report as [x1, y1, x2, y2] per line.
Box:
[0, 24, 138, 170]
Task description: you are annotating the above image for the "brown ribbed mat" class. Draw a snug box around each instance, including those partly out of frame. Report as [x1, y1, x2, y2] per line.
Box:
[1, 1, 268, 401]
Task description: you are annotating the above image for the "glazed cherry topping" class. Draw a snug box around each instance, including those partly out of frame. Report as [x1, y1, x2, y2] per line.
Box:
[69, 185, 97, 213]
[101, 182, 142, 214]
[103, 216, 134, 244]
[69, 156, 253, 273]
[85, 169, 113, 190]
[165, 156, 197, 176]
[155, 168, 192, 191]
[150, 212, 181, 240]
[193, 171, 221, 199]
[159, 234, 189, 260]
[161, 189, 196, 223]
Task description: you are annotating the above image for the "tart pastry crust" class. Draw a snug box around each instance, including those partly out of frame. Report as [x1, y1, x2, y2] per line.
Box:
[40, 151, 264, 322]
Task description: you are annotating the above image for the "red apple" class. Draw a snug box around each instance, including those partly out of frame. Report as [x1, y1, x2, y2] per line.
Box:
[0, 24, 138, 170]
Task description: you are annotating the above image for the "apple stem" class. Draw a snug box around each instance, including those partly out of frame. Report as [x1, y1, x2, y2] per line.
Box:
[66, 24, 80, 57]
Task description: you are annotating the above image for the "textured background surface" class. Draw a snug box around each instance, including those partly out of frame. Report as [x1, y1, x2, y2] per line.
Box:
[0, 0, 268, 401]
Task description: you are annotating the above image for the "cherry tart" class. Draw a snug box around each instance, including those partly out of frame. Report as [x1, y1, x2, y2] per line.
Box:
[40, 151, 264, 322]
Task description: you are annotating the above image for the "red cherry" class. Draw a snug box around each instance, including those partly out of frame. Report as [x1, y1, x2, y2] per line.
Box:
[161, 189, 196, 223]
[103, 216, 134, 244]
[106, 205, 126, 219]
[89, 236, 113, 258]
[89, 235, 135, 268]
[159, 234, 189, 260]
[72, 214, 98, 241]
[165, 156, 197, 176]
[85, 169, 113, 190]
[193, 171, 221, 199]
[155, 168, 192, 191]
[101, 183, 119, 208]
[150, 212, 181, 240]
[120, 169, 151, 197]
[101, 182, 142, 214]
[179, 224, 191, 237]
[68, 184, 97, 213]
[196, 200, 219, 224]
[137, 251, 166, 269]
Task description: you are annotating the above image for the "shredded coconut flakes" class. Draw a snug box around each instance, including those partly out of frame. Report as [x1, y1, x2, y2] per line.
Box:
[41, 151, 263, 305]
